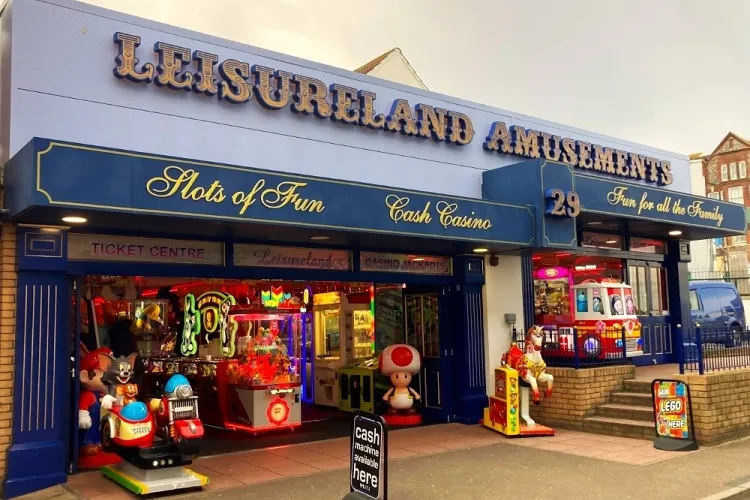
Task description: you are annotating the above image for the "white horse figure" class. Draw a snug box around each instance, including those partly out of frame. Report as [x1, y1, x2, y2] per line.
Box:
[505, 326, 554, 426]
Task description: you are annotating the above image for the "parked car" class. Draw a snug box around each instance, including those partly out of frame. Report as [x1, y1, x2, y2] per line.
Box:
[689, 282, 746, 347]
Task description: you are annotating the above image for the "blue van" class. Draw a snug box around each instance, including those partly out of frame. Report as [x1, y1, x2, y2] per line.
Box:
[689, 281, 746, 347]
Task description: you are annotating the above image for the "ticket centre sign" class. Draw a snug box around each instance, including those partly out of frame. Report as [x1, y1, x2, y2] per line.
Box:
[68, 234, 224, 265]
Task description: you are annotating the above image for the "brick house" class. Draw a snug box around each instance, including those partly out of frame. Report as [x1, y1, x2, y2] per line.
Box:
[700, 132, 750, 277]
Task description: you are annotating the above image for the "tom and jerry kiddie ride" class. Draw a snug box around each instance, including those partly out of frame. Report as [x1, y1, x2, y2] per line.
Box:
[484, 326, 556, 437]
[97, 351, 209, 495]
[380, 344, 422, 426]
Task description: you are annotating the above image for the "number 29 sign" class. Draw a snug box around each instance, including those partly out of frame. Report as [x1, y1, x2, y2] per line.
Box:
[545, 188, 580, 218]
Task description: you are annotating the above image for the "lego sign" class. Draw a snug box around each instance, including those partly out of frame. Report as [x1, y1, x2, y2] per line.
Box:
[651, 379, 698, 452]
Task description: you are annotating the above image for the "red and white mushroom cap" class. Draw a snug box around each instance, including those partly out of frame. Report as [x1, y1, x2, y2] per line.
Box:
[379, 344, 421, 375]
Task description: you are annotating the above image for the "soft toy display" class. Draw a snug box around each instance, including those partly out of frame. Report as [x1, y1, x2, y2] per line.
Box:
[380, 344, 422, 426]
[100, 352, 140, 409]
[78, 347, 121, 469]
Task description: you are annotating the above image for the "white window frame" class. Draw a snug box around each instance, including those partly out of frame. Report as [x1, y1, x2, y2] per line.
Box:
[722, 164, 729, 181]
[729, 186, 744, 205]
[708, 191, 722, 200]
[731, 162, 738, 180]
[733, 234, 747, 245]
[741, 161, 747, 179]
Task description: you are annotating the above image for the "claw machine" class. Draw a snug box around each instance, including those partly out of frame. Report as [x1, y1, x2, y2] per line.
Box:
[217, 293, 303, 433]
[312, 291, 372, 407]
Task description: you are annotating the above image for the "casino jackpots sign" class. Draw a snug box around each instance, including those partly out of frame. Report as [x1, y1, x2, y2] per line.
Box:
[348, 412, 388, 500]
[651, 379, 698, 452]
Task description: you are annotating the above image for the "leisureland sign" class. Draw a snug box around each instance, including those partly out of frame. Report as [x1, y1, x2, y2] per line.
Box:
[112, 33, 674, 186]
[32, 140, 535, 245]
[68, 234, 224, 265]
[234, 244, 352, 270]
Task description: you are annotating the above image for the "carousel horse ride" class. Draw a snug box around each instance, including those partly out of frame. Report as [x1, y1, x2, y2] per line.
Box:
[484, 326, 555, 437]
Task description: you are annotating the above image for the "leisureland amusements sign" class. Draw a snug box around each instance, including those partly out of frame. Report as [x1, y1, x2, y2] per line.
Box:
[113, 33, 675, 187]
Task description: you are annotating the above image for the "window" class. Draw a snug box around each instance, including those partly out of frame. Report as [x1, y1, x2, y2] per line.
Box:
[731, 162, 738, 180]
[722, 164, 729, 181]
[729, 186, 744, 205]
[649, 267, 669, 315]
[741, 161, 748, 179]
[733, 235, 747, 245]
[689, 290, 700, 311]
[708, 191, 722, 200]
[627, 266, 649, 315]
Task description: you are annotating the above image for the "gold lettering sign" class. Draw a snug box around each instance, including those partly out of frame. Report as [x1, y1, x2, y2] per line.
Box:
[145, 166, 325, 217]
[606, 186, 724, 227]
[112, 33, 474, 147]
[484, 122, 673, 186]
[385, 195, 492, 230]
[113, 32, 676, 187]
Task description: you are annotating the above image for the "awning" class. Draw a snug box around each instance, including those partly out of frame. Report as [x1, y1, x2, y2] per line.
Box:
[482, 159, 746, 248]
[4, 138, 535, 250]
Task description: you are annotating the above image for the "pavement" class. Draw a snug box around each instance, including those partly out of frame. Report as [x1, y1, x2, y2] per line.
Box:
[58, 422, 750, 500]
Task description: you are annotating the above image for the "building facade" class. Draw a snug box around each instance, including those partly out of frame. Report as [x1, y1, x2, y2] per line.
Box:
[0, 0, 744, 497]
[699, 133, 750, 292]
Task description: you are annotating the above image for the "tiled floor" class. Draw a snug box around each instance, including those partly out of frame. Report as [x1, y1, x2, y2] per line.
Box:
[65, 423, 689, 499]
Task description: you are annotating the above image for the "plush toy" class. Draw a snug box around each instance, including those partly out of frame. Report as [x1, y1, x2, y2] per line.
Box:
[380, 344, 422, 425]
[78, 347, 120, 468]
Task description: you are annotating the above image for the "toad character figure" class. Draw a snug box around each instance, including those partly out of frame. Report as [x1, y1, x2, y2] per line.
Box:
[380, 344, 421, 414]
[78, 347, 120, 468]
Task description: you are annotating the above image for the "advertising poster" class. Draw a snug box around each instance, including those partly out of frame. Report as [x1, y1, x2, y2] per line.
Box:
[653, 380, 689, 438]
[651, 379, 697, 451]
[375, 287, 404, 352]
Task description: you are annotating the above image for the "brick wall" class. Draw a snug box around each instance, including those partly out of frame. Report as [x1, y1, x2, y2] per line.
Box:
[676, 370, 750, 445]
[529, 366, 635, 429]
[0, 225, 16, 479]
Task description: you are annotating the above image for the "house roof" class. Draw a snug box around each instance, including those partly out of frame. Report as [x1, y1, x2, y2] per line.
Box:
[354, 47, 428, 90]
[705, 132, 750, 160]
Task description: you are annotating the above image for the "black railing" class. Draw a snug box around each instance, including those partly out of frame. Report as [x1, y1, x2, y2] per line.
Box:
[512, 326, 629, 369]
[679, 324, 750, 374]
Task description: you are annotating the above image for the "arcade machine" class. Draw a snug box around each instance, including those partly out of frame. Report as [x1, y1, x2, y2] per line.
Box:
[216, 287, 303, 433]
[338, 286, 381, 413]
[312, 291, 372, 407]
[100, 373, 209, 495]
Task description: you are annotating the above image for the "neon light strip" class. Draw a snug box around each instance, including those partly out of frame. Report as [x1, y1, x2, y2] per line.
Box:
[370, 285, 375, 352]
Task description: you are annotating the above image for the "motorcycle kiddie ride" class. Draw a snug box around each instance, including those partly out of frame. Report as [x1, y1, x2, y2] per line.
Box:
[100, 374, 209, 495]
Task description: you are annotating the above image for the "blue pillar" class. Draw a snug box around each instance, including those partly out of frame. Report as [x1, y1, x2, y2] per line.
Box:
[520, 251, 535, 330]
[665, 240, 691, 363]
[452, 257, 487, 423]
[5, 228, 71, 499]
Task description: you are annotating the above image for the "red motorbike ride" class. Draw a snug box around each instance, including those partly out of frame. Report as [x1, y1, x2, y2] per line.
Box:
[100, 374, 204, 469]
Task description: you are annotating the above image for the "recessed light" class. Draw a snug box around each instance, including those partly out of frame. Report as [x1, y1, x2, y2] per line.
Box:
[309, 236, 329, 241]
[668, 230, 682, 236]
[62, 216, 87, 224]
[605, 240, 617, 244]
[473, 248, 489, 253]
[588, 221, 602, 226]
[412, 258, 424, 262]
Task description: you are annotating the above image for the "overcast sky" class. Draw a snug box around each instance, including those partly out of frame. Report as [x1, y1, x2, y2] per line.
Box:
[83, 0, 749, 156]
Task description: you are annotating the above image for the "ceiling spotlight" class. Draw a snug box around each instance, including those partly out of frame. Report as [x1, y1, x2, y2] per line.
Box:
[62, 216, 87, 224]
[668, 230, 682, 236]
[412, 258, 424, 262]
[473, 248, 489, 253]
[605, 240, 617, 244]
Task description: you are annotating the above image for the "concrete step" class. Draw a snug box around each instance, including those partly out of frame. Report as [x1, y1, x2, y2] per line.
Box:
[583, 416, 654, 440]
[610, 392, 652, 407]
[596, 403, 654, 423]
[623, 379, 652, 394]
